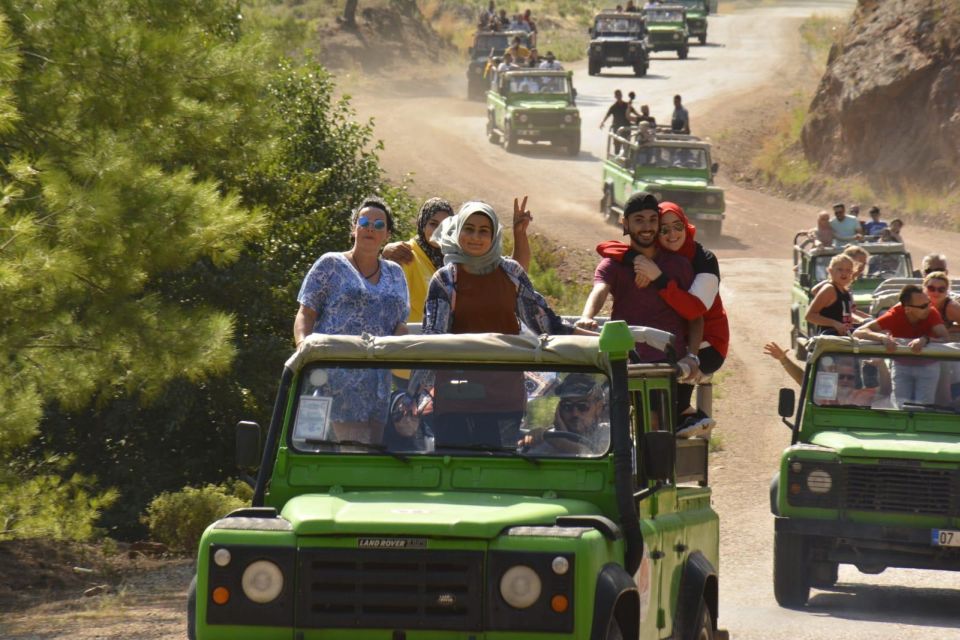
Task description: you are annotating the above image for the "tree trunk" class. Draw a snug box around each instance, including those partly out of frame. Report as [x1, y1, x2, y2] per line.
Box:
[343, 0, 358, 27]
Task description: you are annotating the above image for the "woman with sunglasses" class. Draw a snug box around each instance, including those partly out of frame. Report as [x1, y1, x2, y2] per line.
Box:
[923, 271, 960, 332]
[293, 196, 410, 444]
[594, 202, 729, 435]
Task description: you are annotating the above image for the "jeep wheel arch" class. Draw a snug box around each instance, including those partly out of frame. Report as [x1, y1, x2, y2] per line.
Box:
[187, 575, 197, 640]
[590, 563, 640, 640]
[673, 552, 718, 640]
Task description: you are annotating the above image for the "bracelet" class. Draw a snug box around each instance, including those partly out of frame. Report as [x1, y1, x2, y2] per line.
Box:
[686, 353, 700, 365]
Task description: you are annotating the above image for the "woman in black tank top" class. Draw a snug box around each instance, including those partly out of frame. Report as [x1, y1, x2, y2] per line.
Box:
[924, 272, 960, 333]
[805, 254, 856, 336]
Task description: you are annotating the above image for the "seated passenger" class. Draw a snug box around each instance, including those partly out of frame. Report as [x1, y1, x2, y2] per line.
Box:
[523, 374, 610, 455]
[880, 218, 903, 243]
[805, 254, 856, 336]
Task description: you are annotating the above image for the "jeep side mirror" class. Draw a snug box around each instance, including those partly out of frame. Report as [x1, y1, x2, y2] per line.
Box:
[236, 421, 261, 469]
[778, 388, 796, 420]
[711, 162, 719, 174]
[799, 273, 811, 288]
[641, 431, 675, 482]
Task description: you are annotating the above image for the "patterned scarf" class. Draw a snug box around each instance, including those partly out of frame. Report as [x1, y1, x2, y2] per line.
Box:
[415, 198, 450, 269]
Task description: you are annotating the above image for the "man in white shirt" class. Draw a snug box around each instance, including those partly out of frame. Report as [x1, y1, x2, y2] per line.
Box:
[539, 51, 563, 70]
[828, 202, 862, 245]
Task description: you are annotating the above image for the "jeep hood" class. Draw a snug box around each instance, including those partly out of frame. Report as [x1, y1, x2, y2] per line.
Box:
[648, 25, 683, 31]
[509, 100, 574, 110]
[594, 36, 642, 42]
[281, 491, 598, 538]
[811, 431, 960, 462]
[646, 177, 708, 189]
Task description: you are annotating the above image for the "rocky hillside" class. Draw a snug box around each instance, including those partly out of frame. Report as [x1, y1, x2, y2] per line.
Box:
[801, 0, 959, 189]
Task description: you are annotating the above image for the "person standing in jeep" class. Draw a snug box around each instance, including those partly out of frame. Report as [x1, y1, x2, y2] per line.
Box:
[600, 90, 636, 152]
[671, 94, 690, 134]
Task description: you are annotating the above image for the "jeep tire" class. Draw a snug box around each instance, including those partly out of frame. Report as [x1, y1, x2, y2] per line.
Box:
[601, 187, 617, 224]
[774, 530, 810, 608]
[187, 575, 197, 640]
[486, 117, 500, 145]
[633, 62, 648, 77]
[678, 45, 689, 60]
[567, 134, 581, 157]
[503, 122, 518, 153]
[589, 58, 601, 76]
[688, 596, 715, 640]
[699, 33, 707, 45]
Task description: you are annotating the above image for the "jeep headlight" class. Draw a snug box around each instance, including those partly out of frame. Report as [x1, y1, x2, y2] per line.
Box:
[519, 114, 529, 123]
[564, 114, 574, 123]
[705, 194, 717, 205]
[806, 469, 833, 494]
[673, 32, 680, 40]
[500, 565, 541, 609]
[242, 560, 284, 604]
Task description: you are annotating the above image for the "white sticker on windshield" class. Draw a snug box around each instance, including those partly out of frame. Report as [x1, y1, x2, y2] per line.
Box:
[293, 395, 332, 442]
[814, 372, 839, 402]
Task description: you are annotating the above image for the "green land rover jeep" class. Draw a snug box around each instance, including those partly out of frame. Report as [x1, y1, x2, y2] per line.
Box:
[789, 239, 915, 360]
[466, 30, 532, 101]
[487, 69, 581, 156]
[601, 127, 724, 237]
[772, 337, 960, 608]
[188, 322, 725, 639]
[673, 0, 709, 45]
[587, 12, 650, 77]
[643, 5, 690, 60]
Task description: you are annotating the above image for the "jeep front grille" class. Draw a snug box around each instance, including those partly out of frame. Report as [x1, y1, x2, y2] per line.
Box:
[528, 112, 566, 127]
[658, 191, 707, 209]
[602, 42, 630, 57]
[296, 548, 483, 630]
[844, 464, 959, 517]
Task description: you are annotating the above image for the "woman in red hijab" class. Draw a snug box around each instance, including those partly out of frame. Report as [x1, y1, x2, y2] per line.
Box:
[597, 202, 729, 435]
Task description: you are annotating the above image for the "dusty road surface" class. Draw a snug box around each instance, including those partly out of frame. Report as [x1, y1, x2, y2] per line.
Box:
[5, 1, 960, 638]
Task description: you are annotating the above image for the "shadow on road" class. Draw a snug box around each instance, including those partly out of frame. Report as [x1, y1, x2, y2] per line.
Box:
[508, 145, 601, 163]
[806, 582, 960, 629]
[592, 73, 671, 80]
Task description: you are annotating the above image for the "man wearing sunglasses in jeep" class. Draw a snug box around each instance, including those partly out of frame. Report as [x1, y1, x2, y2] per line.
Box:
[853, 284, 949, 407]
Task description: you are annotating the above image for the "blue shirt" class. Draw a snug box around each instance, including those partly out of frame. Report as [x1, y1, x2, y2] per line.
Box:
[862, 220, 887, 236]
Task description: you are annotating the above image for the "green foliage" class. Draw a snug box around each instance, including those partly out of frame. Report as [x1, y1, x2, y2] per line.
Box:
[0, 456, 118, 541]
[141, 482, 248, 553]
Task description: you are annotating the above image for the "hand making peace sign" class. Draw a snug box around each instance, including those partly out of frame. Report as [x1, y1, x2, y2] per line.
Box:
[513, 195, 533, 234]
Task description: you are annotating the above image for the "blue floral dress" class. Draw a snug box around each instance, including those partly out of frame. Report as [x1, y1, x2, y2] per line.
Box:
[297, 252, 409, 424]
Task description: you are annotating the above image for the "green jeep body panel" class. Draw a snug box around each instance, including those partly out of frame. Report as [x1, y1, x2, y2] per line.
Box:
[643, 5, 690, 59]
[601, 128, 725, 237]
[587, 12, 650, 77]
[673, 0, 709, 44]
[771, 337, 960, 607]
[789, 240, 914, 359]
[190, 324, 721, 639]
[466, 30, 532, 101]
[486, 69, 581, 155]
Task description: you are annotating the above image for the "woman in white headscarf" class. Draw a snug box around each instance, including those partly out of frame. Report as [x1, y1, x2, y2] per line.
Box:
[422, 201, 583, 335]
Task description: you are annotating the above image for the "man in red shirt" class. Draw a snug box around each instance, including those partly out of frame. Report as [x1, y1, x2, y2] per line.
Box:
[853, 284, 949, 406]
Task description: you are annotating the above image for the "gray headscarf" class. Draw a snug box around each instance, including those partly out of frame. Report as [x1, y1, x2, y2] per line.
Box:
[433, 201, 503, 275]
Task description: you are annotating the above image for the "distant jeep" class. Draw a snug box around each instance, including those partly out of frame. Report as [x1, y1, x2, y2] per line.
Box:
[643, 5, 690, 59]
[587, 12, 650, 77]
[601, 127, 724, 237]
[466, 30, 532, 101]
[486, 69, 581, 156]
[674, 0, 709, 44]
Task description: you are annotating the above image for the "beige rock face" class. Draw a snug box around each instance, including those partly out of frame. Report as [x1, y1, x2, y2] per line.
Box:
[802, 0, 959, 187]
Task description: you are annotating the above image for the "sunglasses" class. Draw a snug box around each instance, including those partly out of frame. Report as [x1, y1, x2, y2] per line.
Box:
[926, 284, 948, 293]
[837, 373, 856, 382]
[559, 401, 592, 413]
[659, 223, 685, 235]
[357, 216, 387, 230]
[904, 303, 929, 310]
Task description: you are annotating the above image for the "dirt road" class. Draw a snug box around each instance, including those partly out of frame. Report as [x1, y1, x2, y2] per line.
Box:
[351, 1, 960, 638]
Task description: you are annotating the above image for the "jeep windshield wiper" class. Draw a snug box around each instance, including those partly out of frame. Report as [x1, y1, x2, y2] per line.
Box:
[304, 438, 409, 463]
[821, 403, 890, 413]
[434, 443, 539, 465]
[901, 402, 960, 415]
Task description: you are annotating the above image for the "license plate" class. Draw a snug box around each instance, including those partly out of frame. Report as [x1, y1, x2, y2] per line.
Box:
[932, 529, 960, 547]
[607, 56, 623, 62]
[520, 129, 540, 136]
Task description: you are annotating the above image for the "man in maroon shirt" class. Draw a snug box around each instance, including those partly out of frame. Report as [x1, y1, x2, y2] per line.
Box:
[853, 284, 949, 406]
[577, 192, 702, 414]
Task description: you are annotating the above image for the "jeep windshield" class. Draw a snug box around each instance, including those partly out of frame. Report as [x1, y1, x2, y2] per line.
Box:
[630, 145, 707, 170]
[810, 352, 960, 413]
[645, 9, 683, 22]
[674, 0, 705, 10]
[810, 253, 911, 283]
[594, 17, 644, 35]
[506, 74, 571, 95]
[473, 34, 512, 56]
[290, 364, 611, 459]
